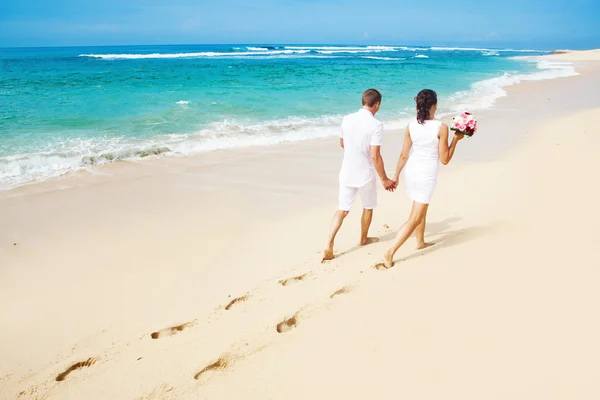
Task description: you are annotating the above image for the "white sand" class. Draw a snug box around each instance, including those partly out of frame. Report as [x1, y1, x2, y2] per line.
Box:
[1, 56, 600, 400]
[545, 49, 600, 61]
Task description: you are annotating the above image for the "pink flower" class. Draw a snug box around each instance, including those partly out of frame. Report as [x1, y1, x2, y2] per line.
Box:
[452, 112, 477, 136]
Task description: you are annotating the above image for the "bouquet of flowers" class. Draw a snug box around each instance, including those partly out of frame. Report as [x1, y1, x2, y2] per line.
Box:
[451, 112, 477, 137]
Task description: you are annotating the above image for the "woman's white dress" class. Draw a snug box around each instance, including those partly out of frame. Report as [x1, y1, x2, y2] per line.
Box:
[403, 119, 442, 204]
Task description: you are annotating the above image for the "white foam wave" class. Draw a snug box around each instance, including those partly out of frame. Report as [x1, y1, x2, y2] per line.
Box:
[316, 49, 387, 54]
[0, 139, 172, 190]
[285, 45, 399, 52]
[171, 115, 344, 154]
[396, 46, 430, 51]
[446, 60, 578, 112]
[0, 115, 344, 190]
[431, 46, 491, 52]
[285, 46, 369, 50]
[502, 49, 551, 53]
[176, 100, 190, 105]
[79, 50, 310, 59]
[366, 46, 398, 51]
[361, 56, 404, 61]
[414, 54, 429, 59]
[431, 46, 549, 53]
[80, 47, 550, 61]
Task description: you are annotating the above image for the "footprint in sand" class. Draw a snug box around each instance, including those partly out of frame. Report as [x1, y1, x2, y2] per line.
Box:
[373, 262, 391, 271]
[279, 274, 308, 287]
[194, 356, 230, 380]
[276, 315, 299, 333]
[330, 286, 351, 299]
[151, 321, 194, 339]
[55, 358, 98, 382]
[225, 295, 248, 311]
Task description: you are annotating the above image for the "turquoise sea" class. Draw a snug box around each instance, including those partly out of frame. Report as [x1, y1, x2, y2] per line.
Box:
[0, 44, 576, 189]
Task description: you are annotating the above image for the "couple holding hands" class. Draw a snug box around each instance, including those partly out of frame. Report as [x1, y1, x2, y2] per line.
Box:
[323, 88, 465, 268]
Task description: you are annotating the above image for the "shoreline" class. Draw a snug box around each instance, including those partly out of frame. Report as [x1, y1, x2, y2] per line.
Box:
[1, 50, 600, 399]
[0, 51, 582, 193]
[1, 54, 596, 201]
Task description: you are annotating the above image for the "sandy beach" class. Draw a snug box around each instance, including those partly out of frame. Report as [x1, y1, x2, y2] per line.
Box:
[2, 50, 600, 399]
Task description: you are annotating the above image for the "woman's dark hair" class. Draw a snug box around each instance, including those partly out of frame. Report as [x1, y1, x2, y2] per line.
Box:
[415, 89, 438, 124]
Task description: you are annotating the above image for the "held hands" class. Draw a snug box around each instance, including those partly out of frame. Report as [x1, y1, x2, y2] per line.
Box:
[383, 177, 398, 192]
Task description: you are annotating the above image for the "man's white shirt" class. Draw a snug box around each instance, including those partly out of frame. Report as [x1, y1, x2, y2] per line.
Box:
[339, 108, 383, 187]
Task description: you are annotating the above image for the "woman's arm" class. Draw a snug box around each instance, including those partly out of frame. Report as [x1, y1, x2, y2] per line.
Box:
[438, 124, 463, 165]
[393, 125, 413, 181]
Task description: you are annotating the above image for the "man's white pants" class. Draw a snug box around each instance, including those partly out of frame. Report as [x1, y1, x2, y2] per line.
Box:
[338, 178, 377, 211]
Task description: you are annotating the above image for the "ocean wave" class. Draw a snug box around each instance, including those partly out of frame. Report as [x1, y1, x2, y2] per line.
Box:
[414, 54, 429, 59]
[446, 59, 578, 112]
[79, 46, 551, 61]
[316, 49, 388, 54]
[78, 47, 549, 62]
[431, 46, 549, 53]
[0, 142, 174, 190]
[430, 46, 492, 52]
[285, 45, 399, 52]
[285, 46, 371, 50]
[365, 46, 398, 51]
[482, 50, 499, 56]
[0, 115, 344, 190]
[396, 46, 430, 51]
[176, 100, 190, 105]
[361, 56, 405, 61]
[79, 50, 310, 59]
[502, 49, 551, 53]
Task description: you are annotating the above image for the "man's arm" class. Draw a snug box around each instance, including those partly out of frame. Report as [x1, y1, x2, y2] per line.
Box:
[370, 122, 395, 191]
[371, 146, 394, 191]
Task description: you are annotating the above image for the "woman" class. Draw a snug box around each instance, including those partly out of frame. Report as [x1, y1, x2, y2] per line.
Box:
[383, 89, 464, 268]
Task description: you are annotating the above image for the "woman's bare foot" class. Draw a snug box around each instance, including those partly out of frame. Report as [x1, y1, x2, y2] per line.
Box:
[383, 248, 394, 269]
[360, 237, 379, 246]
[322, 248, 335, 262]
[416, 242, 435, 250]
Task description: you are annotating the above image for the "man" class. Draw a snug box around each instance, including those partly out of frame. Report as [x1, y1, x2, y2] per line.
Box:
[323, 89, 396, 261]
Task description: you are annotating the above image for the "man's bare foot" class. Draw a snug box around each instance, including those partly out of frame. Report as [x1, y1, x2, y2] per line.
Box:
[360, 237, 379, 246]
[416, 242, 435, 250]
[383, 248, 394, 269]
[322, 248, 335, 263]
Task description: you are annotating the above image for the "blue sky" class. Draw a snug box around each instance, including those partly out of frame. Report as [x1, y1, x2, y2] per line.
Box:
[1, 0, 598, 48]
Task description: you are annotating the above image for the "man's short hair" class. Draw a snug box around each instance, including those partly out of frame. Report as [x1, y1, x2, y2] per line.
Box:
[362, 89, 382, 107]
